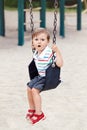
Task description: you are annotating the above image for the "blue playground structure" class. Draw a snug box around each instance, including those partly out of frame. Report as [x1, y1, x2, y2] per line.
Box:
[0, 0, 82, 46]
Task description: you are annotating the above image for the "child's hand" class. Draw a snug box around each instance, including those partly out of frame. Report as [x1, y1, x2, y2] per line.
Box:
[51, 44, 58, 53]
[51, 44, 63, 67]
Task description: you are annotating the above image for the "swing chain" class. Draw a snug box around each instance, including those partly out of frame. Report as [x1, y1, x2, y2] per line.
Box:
[52, 0, 58, 67]
[29, 0, 34, 32]
[53, 0, 58, 44]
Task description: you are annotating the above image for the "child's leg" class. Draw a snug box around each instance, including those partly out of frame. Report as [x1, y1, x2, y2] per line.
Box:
[30, 88, 45, 124]
[32, 88, 42, 115]
[27, 87, 35, 110]
[26, 87, 35, 119]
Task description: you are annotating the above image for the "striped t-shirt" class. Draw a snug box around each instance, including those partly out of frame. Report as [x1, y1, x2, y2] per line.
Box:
[33, 46, 53, 77]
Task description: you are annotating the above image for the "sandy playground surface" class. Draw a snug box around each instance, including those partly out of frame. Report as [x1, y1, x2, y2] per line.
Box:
[0, 10, 87, 130]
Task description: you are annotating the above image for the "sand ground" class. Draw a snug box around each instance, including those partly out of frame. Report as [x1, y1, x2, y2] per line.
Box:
[0, 10, 87, 130]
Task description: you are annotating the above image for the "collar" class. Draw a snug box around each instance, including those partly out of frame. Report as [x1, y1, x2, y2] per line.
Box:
[33, 46, 51, 59]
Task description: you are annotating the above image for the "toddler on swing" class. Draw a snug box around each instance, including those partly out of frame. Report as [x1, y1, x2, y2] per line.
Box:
[26, 28, 63, 124]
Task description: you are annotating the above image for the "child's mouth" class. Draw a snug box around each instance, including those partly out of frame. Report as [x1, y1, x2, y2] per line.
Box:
[38, 45, 41, 47]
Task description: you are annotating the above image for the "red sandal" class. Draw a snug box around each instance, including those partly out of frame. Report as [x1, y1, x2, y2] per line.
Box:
[30, 112, 46, 124]
[26, 109, 35, 120]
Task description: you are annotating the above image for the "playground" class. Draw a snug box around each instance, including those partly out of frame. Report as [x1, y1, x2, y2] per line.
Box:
[0, 9, 87, 130]
[0, 1, 87, 130]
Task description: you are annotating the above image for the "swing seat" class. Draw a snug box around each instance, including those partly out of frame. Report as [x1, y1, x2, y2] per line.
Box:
[28, 59, 38, 80]
[28, 60, 61, 91]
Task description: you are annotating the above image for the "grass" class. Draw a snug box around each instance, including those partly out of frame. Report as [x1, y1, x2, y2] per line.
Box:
[5, 6, 77, 13]
[5, 6, 17, 11]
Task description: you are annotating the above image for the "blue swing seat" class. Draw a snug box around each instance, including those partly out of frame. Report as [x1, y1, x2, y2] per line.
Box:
[28, 59, 61, 91]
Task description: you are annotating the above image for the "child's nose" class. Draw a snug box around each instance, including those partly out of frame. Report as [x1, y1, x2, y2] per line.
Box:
[38, 40, 41, 43]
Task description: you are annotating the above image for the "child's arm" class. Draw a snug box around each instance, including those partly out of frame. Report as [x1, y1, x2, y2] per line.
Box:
[52, 44, 63, 67]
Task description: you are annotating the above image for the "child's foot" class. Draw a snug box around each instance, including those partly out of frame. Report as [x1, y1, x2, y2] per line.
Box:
[26, 109, 35, 120]
[30, 112, 46, 124]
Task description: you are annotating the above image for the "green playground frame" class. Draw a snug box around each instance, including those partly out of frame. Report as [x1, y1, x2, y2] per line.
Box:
[0, 0, 82, 46]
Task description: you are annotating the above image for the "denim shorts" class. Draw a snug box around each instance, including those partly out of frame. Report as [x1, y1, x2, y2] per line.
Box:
[27, 76, 46, 91]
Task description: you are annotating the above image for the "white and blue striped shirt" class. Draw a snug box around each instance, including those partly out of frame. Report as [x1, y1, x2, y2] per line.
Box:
[33, 46, 53, 77]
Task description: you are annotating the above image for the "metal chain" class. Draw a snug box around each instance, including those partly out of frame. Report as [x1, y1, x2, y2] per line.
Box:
[29, 0, 34, 33]
[52, 0, 58, 67]
[53, 0, 58, 44]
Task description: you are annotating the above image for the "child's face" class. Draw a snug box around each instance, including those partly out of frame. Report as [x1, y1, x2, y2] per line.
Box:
[32, 33, 49, 53]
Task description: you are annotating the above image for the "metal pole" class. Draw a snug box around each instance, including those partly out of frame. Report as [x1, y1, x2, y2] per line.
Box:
[40, 0, 46, 28]
[77, 0, 82, 30]
[59, 0, 65, 37]
[0, 0, 5, 36]
[18, 0, 24, 46]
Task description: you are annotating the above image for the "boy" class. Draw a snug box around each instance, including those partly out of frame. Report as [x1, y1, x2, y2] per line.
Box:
[26, 28, 63, 124]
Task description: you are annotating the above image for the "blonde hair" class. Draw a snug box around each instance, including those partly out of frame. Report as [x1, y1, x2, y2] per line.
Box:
[32, 28, 50, 41]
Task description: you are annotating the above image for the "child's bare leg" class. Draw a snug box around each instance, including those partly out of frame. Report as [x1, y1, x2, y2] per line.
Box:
[27, 87, 35, 110]
[32, 88, 42, 114]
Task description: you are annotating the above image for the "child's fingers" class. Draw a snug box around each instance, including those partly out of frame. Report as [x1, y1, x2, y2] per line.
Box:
[52, 44, 57, 52]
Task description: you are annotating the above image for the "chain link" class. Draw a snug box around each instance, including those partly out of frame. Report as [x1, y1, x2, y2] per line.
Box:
[52, 0, 58, 66]
[53, 0, 58, 44]
[29, 0, 34, 33]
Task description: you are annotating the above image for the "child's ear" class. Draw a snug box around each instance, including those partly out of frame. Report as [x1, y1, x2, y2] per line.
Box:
[48, 39, 50, 43]
[32, 42, 34, 49]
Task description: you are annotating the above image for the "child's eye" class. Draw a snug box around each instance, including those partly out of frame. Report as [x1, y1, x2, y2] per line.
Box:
[41, 39, 45, 41]
[35, 38, 38, 41]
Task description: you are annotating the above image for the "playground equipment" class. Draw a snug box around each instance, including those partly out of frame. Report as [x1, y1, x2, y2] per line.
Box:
[28, 0, 61, 91]
[59, 0, 82, 37]
[65, 0, 87, 12]
[0, 0, 5, 36]
[0, 0, 46, 46]
[64, 0, 83, 28]
[0, 0, 82, 46]
[18, 0, 46, 45]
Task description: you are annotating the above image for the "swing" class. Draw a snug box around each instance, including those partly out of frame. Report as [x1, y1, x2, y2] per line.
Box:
[28, 0, 61, 91]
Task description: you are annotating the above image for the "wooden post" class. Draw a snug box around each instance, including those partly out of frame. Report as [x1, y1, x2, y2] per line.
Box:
[18, 0, 24, 46]
[40, 0, 46, 28]
[59, 0, 65, 37]
[0, 0, 5, 36]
